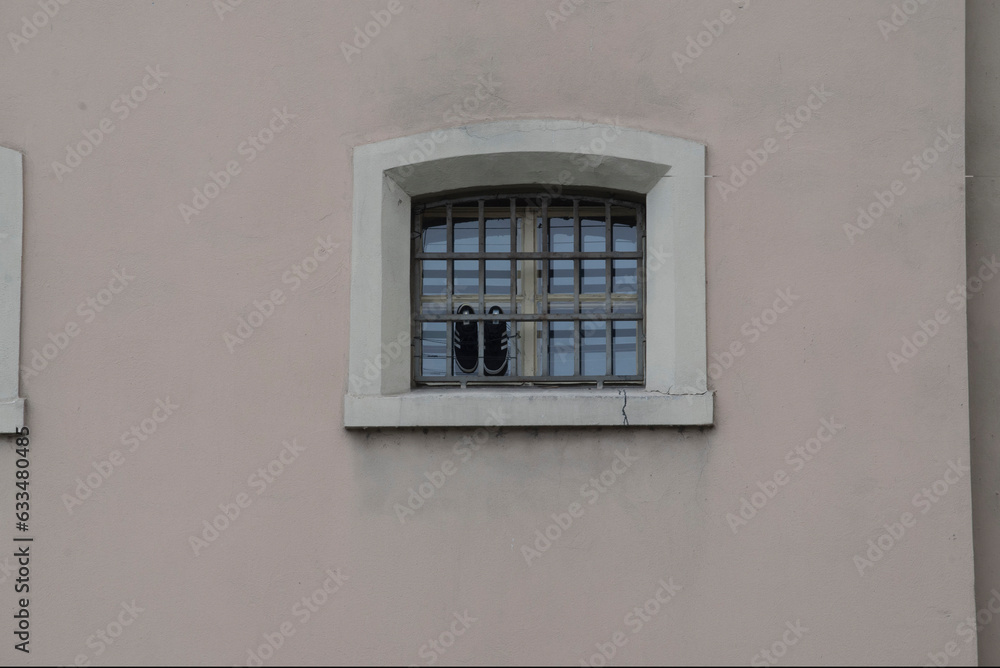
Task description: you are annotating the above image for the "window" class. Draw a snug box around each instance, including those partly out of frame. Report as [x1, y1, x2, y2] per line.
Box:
[413, 193, 644, 386]
[344, 119, 712, 427]
[0, 145, 25, 433]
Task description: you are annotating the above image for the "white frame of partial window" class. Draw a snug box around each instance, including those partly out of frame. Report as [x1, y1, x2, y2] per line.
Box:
[0, 146, 25, 433]
[344, 119, 712, 427]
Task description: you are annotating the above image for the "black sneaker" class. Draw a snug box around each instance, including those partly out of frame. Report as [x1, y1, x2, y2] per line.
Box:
[483, 305, 509, 376]
[453, 304, 478, 374]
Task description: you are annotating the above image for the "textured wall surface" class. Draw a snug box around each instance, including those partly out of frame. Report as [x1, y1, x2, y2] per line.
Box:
[0, 1, 974, 664]
[968, 1, 1000, 665]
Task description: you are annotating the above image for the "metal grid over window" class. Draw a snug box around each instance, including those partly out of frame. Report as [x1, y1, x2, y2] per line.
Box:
[412, 193, 645, 386]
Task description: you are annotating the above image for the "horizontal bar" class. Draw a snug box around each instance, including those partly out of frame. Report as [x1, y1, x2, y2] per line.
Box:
[415, 312, 643, 322]
[415, 251, 641, 260]
[414, 375, 645, 384]
[418, 293, 639, 302]
[415, 193, 643, 212]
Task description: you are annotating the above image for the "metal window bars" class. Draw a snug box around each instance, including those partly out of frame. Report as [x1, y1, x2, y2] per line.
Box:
[413, 193, 644, 387]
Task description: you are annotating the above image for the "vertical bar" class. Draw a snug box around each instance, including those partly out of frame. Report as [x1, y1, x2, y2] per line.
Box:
[605, 202, 613, 377]
[477, 199, 485, 377]
[540, 199, 549, 376]
[510, 197, 517, 377]
[413, 211, 423, 383]
[446, 204, 454, 379]
[573, 199, 581, 377]
[637, 205, 645, 378]
[522, 203, 537, 377]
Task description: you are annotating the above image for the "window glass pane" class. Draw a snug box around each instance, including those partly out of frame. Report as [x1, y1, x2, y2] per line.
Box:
[422, 260, 447, 296]
[613, 321, 638, 376]
[485, 212, 511, 253]
[421, 207, 448, 252]
[549, 260, 573, 294]
[420, 323, 447, 377]
[549, 216, 573, 252]
[581, 320, 606, 376]
[486, 260, 510, 295]
[454, 260, 478, 296]
[581, 259, 606, 294]
[612, 260, 637, 294]
[612, 207, 638, 251]
[548, 322, 574, 376]
[453, 211, 479, 252]
[581, 210, 606, 252]
[422, 223, 446, 253]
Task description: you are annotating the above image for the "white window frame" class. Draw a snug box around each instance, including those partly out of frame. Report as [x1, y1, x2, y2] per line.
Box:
[344, 120, 712, 427]
[0, 146, 25, 433]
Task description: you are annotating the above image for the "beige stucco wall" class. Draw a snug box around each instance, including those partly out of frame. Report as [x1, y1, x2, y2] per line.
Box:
[0, 0, 976, 664]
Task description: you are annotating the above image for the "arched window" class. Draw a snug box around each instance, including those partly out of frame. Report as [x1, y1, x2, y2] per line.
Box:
[345, 120, 711, 427]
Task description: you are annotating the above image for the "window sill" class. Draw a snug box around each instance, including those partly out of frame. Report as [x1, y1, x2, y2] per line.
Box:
[343, 388, 713, 428]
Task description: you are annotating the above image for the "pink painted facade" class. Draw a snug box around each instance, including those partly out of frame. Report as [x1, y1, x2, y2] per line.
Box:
[1, 0, 997, 664]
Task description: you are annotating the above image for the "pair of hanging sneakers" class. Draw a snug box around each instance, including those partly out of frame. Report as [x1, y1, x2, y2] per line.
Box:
[453, 304, 509, 376]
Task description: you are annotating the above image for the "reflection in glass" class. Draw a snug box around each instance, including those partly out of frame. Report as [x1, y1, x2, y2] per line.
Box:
[581, 215, 605, 252]
[612, 260, 637, 294]
[581, 320, 606, 376]
[454, 260, 479, 296]
[486, 260, 510, 295]
[581, 259, 605, 294]
[422, 260, 447, 295]
[549, 260, 573, 294]
[421, 323, 447, 377]
[549, 217, 573, 252]
[548, 322, 574, 376]
[485, 216, 511, 253]
[613, 321, 638, 376]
